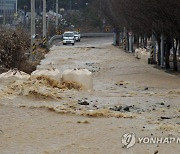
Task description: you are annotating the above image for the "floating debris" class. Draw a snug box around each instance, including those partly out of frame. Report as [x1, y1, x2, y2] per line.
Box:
[27, 105, 134, 118]
[144, 87, 149, 90]
[77, 120, 90, 124]
[161, 116, 171, 120]
[157, 123, 180, 131]
[78, 100, 90, 105]
[168, 90, 180, 95]
[115, 80, 129, 86]
[85, 62, 101, 73]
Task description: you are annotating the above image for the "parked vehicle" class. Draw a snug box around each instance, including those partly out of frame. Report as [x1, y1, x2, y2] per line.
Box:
[73, 31, 81, 42]
[63, 31, 75, 45]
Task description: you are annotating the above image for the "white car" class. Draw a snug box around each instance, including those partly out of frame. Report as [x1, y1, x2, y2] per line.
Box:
[73, 31, 81, 42]
[63, 31, 75, 45]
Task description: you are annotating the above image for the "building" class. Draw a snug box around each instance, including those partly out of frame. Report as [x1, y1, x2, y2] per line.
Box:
[0, 0, 17, 24]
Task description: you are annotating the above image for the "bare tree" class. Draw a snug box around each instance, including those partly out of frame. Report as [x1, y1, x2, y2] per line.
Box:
[103, 0, 180, 71]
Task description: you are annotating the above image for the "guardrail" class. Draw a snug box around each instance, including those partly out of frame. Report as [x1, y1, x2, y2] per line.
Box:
[81, 33, 114, 37]
[48, 33, 114, 47]
[48, 35, 62, 47]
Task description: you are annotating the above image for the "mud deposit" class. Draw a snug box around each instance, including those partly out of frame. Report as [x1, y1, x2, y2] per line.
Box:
[0, 38, 180, 154]
[0, 75, 134, 119]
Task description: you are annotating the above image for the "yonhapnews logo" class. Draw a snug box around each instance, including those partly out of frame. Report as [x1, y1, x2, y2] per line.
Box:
[122, 132, 136, 148]
[122, 132, 180, 149]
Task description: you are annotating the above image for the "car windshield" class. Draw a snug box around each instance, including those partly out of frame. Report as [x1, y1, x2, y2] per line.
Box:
[64, 33, 74, 37]
[73, 32, 78, 35]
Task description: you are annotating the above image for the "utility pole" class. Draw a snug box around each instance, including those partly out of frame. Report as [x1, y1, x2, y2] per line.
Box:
[70, 0, 72, 11]
[31, 0, 36, 61]
[178, 41, 180, 57]
[3, 0, 6, 25]
[123, 27, 127, 50]
[24, 5, 27, 26]
[16, 0, 18, 13]
[47, 15, 49, 30]
[43, 0, 47, 46]
[160, 34, 164, 68]
[152, 32, 156, 63]
[113, 29, 116, 46]
[56, 0, 59, 29]
[128, 32, 133, 52]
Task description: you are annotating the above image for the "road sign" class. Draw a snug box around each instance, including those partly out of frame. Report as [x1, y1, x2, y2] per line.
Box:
[43, 36, 47, 45]
[14, 13, 18, 17]
[106, 28, 109, 32]
[151, 48, 154, 59]
[128, 32, 132, 36]
[56, 30, 62, 35]
[123, 38, 126, 44]
[77, 28, 80, 32]
[32, 43, 36, 54]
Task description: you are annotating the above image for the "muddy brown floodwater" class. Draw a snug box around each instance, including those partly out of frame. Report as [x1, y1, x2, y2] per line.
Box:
[0, 37, 180, 154]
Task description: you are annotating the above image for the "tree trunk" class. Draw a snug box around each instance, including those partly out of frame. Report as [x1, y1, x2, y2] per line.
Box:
[152, 32, 156, 63]
[139, 36, 143, 48]
[137, 36, 139, 48]
[165, 36, 171, 69]
[178, 39, 180, 57]
[127, 33, 129, 51]
[157, 35, 161, 66]
[142, 37, 144, 48]
[144, 36, 147, 48]
[172, 38, 178, 71]
[128, 34, 133, 52]
[115, 29, 120, 46]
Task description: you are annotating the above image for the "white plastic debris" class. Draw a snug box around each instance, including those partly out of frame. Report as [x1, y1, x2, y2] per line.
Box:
[135, 48, 150, 63]
[31, 68, 62, 83]
[135, 49, 139, 58]
[135, 48, 143, 59]
[141, 51, 150, 63]
[62, 68, 93, 90]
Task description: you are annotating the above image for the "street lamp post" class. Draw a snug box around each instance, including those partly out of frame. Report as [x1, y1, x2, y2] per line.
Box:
[31, 0, 36, 61]
[3, 0, 6, 25]
[70, 0, 72, 11]
[160, 34, 164, 68]
[43, 0, 47, 45]
[56, 0, 59, 29]
[16, 0, 17, 13]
